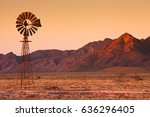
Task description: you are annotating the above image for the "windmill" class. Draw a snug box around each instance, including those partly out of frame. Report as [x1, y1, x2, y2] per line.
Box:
[16, 12, 41, 89]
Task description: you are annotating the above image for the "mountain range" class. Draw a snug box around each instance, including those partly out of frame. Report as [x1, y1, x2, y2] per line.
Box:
[0, 33, 150, 72]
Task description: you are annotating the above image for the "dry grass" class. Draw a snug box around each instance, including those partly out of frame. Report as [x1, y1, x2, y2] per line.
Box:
[0, 72, 150, 100]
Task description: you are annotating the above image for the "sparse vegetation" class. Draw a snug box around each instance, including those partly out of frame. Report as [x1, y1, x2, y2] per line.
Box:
[37, 76, 41, 79]
[0, 72, 150, 100]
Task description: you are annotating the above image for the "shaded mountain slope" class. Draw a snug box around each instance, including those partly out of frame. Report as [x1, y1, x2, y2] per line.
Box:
[0, 33, 149, 72]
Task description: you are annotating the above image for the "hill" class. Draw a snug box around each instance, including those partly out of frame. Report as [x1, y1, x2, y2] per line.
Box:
[0, 33, 150, 72]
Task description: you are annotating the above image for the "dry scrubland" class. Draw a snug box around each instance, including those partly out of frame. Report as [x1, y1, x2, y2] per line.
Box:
[0, 69, 150, 100]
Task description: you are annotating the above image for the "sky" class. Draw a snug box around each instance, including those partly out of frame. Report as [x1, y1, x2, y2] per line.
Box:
[0, 0, 150, 55]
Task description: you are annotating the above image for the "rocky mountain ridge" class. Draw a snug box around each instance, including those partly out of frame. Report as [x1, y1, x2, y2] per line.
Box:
[0, 33, 150, 72]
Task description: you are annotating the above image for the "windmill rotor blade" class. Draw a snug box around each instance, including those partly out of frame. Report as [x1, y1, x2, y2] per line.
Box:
[16, 24, 23, 28]
[30, 14, 35, 21]
[31, 26, 38, 31]
[31, 26, 38, 33]
[17, 15, 24, 21]
[30, 14, 36, 21]
[19, 14, 25, 21]
[17, 26, 24, 32]
[29, 28, 33, 36]
[30, 27, 36, 34]
[20, 28, 25, 35]
[20, 13, 26, 20]
[28, 12, 32, 20]
[16, 20, 23, 25]
[16, 20, 22, 24]
[22, 12, 27, 20]
[17, 16, 23, 22]
[23, 12, 27, 19]
[26, 12, 31, 19]
[25, 12, 28, 19]
[31, 16, 37, 22]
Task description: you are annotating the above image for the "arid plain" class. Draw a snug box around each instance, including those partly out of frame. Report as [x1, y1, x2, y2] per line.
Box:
[0, 67, 149, 100]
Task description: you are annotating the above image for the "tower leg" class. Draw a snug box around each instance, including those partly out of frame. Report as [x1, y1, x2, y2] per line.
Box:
[20, 36, 34, 90]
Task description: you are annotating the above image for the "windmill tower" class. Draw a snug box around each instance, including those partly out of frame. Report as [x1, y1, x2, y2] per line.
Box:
[16, 12, 41, 90]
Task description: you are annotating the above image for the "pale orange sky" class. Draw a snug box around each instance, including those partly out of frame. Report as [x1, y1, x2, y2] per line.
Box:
[0, 0, 150, 55]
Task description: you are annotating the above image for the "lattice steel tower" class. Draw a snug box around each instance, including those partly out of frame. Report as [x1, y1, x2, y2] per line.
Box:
[16, 12, 41, 89]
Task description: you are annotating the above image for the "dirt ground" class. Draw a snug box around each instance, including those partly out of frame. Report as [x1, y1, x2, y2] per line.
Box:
[0, 72, 150, 100]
